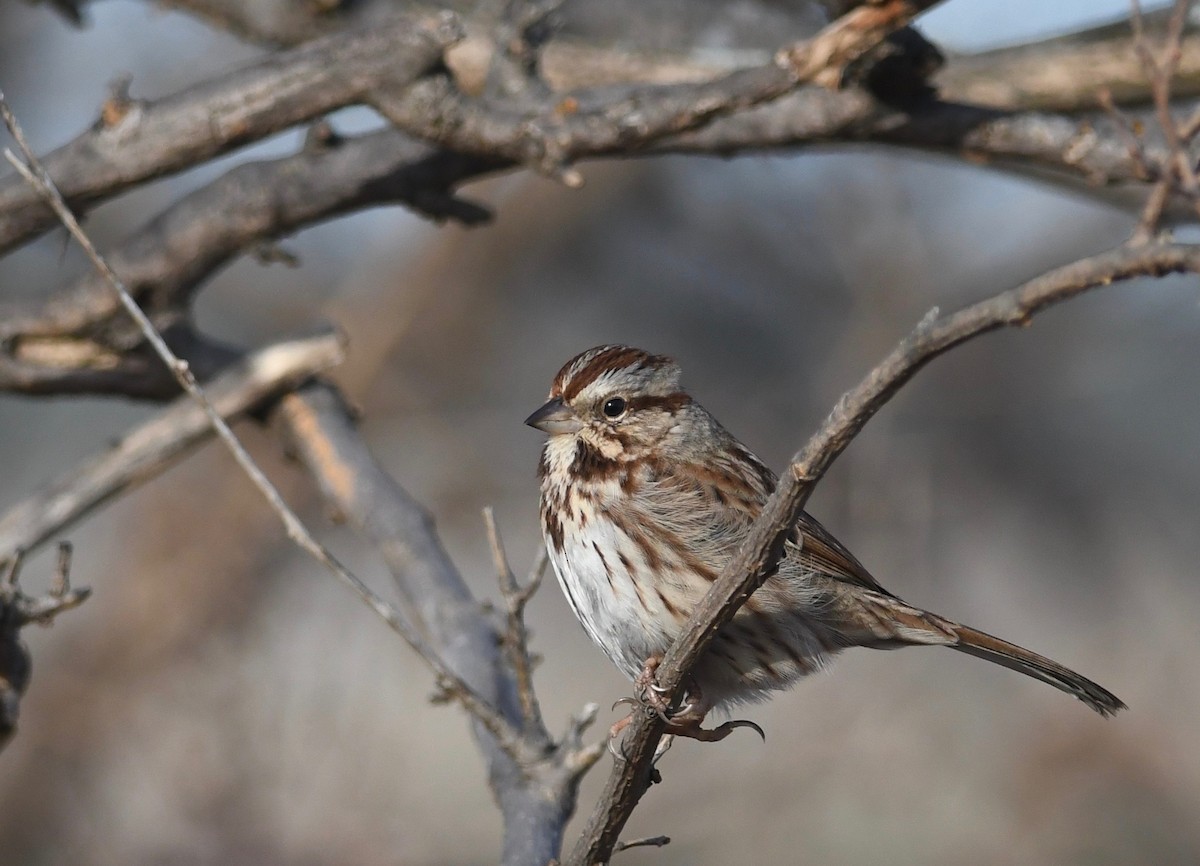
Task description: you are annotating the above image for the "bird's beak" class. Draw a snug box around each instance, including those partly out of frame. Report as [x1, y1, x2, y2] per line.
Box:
[525, 397, 583, 435]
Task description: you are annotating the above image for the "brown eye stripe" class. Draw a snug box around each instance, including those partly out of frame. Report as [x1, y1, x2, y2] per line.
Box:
[626, 392, 692, 413]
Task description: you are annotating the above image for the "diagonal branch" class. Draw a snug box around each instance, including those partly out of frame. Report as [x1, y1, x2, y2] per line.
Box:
[275, 382, 592, 866]
[566, 238, 1200, 866]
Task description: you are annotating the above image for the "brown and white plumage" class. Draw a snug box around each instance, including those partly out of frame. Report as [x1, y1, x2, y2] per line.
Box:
[527, 345, 1125, 719]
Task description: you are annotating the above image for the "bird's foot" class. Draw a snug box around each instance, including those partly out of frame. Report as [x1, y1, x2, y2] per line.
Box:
[663, 713, 765, 743]
[608, 660, 764, 754]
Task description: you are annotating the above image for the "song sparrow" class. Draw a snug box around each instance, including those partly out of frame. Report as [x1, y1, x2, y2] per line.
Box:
[527, 345, 1124, 740]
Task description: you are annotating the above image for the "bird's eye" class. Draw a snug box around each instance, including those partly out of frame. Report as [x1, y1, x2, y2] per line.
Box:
[602, 397, 627, 419]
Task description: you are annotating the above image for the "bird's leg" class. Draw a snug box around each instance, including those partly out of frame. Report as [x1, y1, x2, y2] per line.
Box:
[634, 655, 673, 719]
[608, 655, 670, 757]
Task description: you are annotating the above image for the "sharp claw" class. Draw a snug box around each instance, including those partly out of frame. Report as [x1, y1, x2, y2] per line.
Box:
[719, 718, 766, 742]
[648, 682, 670, 694]
[612, 697, 637, 712]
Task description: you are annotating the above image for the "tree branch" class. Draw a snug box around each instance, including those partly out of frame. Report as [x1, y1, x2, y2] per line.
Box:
[0, 9, 463, 255]
[938, 3, 1200, 111]
[566, 238, 1200, 866]
[371, 0, 945, 179]
[0, 331, 344, 558]
[275, 382, 600, 866]
[0, 130, 497, 348]
[2, 94, 541, 807]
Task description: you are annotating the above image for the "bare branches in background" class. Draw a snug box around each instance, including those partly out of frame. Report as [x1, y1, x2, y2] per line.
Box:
[0, 10, 463, 253]
[2, 0, 1199, 863]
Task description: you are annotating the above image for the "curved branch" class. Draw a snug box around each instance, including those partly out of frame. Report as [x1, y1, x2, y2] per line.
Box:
[372, 0, 944, 176]
[566, 238, 1200, 866]
[0, 330, 344, 559]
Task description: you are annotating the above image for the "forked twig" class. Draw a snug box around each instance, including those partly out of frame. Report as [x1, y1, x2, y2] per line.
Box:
[1102, 0, 1200, 241]
[483, 507, 547, 733]
[1, 542, 90, 753]
[1, 543, 91, 626]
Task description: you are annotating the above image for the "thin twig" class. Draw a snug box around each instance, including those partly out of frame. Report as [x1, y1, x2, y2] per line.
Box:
[1111, 0, 1200, 241]
[1, 542, 91, 753]
[483, 507, 547, 733]
[613, 835, 670, 853]
[0, 543, 91, 627]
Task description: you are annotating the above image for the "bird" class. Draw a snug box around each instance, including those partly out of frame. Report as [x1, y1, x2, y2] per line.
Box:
[526, 344, 1125, 741]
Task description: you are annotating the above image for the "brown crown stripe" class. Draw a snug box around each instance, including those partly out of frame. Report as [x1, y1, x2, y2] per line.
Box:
[562, 347, 643, 400]
[559, 346, 673, 400]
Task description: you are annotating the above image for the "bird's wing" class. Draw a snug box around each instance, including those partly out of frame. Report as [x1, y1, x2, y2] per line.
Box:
[653, 440, 894, 597]
[790, 510, 895, 597]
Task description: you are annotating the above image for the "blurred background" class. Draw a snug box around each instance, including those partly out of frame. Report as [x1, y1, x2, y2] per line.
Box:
[1, 1, 1198, 864]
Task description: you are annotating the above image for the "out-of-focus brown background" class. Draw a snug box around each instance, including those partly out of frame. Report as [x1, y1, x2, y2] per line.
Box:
[2, 2, 1198, 864]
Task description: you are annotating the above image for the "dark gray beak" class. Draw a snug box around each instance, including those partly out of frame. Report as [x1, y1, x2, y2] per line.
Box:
[525, 397, 583, 435]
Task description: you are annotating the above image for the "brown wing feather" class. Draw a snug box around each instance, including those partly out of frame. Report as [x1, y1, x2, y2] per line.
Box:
[792, 511, 895, 597]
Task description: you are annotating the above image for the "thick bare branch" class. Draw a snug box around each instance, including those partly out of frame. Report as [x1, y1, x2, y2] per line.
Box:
[567, 239, 1200, 866]
[0, 131, 497, 345]
[154, 0, 412, 46]
[3, 97, 535, 795]
[0, 10, 463, 255]
[276, 382, 588, 866]
[6, 92, 1182, 373]
[938, 3, 1200, 112]
[372, 0, 945, 179]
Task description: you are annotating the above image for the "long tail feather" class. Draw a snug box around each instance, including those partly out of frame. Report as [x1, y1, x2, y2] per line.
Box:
[950, 624, 1126, 718]
[848, 592, 1125, 717]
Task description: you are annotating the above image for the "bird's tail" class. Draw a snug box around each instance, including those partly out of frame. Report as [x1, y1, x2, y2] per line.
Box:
[849, 592, 1125, 717]
[949, 623, 1125, 717]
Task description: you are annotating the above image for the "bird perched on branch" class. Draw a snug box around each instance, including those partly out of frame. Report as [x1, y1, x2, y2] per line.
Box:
[527, 345, 1124, 741]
